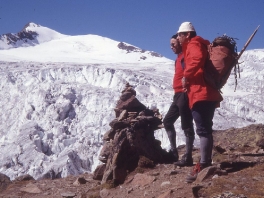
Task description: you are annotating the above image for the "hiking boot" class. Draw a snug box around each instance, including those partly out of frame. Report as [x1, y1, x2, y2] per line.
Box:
[169, 148, 179, 162]
[174, 154, 193, 167]
[185, 162, 209, 183]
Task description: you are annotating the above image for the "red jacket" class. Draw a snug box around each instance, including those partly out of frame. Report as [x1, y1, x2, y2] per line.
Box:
[182, 36, 223, 109]
[173, 53, 184, 93]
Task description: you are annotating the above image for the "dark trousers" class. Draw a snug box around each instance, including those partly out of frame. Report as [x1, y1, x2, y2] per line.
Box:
[192, 101, 216, 164]
[191, 101, 216, 137]
[163, 92, 193, 132]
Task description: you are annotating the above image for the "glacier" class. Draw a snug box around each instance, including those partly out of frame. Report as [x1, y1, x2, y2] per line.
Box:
[0, 23, 263, 180]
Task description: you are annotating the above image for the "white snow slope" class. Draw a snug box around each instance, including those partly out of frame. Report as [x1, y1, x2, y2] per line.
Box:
[0, 22, 67, 50]
[0, 23, 263, 180]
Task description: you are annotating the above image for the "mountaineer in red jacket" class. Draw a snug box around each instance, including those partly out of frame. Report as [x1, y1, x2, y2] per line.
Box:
[163, 34, 194, 167]
[176, 22, 223, 183]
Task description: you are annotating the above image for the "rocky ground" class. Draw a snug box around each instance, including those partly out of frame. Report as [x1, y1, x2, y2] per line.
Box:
[1, 124, 264, 198]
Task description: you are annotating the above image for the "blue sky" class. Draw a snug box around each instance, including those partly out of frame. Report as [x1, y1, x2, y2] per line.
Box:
[0, 0, 263, 60]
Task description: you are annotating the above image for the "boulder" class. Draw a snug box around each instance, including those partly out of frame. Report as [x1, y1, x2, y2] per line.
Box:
[0, 173, 11, 193]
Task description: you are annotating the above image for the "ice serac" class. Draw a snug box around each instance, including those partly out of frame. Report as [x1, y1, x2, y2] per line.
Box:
[0, 61, 174, 180]
[219, 49, 264, 125]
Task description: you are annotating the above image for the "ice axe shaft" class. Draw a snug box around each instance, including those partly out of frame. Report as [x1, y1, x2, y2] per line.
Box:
[237, 25, 260, 60]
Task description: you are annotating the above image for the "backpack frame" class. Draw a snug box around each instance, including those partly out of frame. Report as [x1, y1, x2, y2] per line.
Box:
[203, 35, 239, 92]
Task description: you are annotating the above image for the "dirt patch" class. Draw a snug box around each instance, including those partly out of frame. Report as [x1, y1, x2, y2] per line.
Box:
[1, 124, 264, 198]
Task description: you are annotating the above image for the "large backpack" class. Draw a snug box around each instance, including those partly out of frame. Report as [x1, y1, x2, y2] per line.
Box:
[203, 35, 239, 92]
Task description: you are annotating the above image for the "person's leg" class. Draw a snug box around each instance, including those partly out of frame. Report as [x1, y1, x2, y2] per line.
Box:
[174, 92, 194, 166]
[186, 101, 216, 183]
[199, 134, 213, 164]
[174, 129, 194, 166]
[163, 94, 180, 160]
[185, 129, 195, 160]
[177, 92, 194, 132]
[191, 101, 215, 165]
[208, 133, 213, 165]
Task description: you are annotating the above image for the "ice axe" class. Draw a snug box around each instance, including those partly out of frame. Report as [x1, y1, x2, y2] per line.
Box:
[237, 25, 260, 60]
[233, 25, 260, 91]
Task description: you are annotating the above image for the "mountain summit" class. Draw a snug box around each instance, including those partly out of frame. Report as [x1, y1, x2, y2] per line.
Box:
[0, 22, 168, 63]
[0, 22, 67, 50]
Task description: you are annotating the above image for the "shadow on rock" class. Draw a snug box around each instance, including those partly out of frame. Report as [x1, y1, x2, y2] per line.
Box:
[220, 161, 257, 173]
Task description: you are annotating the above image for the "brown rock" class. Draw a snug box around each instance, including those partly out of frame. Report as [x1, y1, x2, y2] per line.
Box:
[127, 187, 133, 194]
[160, 181, 170, 187]
[97, 84, 172, 185]
[196, 166, 218, 182]
[118, 109, 127, 121]
[101, 168, 113, 184]
[158, 189, 173, 198]
[13, 174, 35, 182]
[138, 156, 155, 168]
[93, 164, 106, 180]
[120, 91, 134, 101]
[20, 183, 42, 194]
[131, 173, 155, 187]
[73, 177, 87, 185]
[99, 141, 112, 163]
[116, 95, 146, 112]
[214, 145, 226, 154]
[256, 138, 264, 148]
[0, 173, 11, 193]
[102, 129, 116, 141]
[109, 119, 130, 130]
[100, 188, 110, 198]
[61, 192, 76, 198]
[163, 170, 179, 176]
[149, 171, 160, 176]
[113, 166, 127, 184]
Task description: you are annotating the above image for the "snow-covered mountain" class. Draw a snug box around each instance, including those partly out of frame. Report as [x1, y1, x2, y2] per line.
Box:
[0, 23, 263, 180]
[0, 22, 67, 50]
[0, 22, 165, 63]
